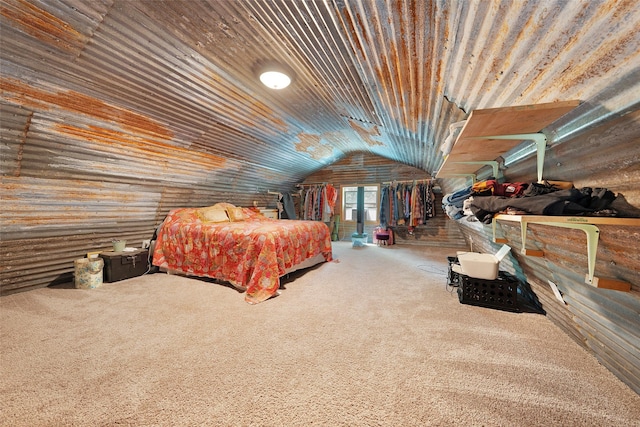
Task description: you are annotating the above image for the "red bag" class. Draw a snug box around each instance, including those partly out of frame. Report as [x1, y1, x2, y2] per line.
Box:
[473, 180, 528, 197]
[494, 182, 528, 197]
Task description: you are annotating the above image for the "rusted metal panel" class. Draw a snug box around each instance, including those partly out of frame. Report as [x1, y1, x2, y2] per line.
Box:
[1, 0, 639, 394]
[0, 102, 32, 176]
[332, 0, 640, 174]
[0, 0, 95, 56]
[303, 152, 430, 186]
[1, 0, 637, 173]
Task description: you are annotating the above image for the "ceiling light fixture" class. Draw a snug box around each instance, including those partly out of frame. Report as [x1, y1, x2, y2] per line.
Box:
[258, 62, 294, 90]
[260, 70, 291, 89]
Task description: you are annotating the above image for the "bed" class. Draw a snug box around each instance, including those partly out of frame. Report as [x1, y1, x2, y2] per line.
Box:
[151, 203, 333, 304]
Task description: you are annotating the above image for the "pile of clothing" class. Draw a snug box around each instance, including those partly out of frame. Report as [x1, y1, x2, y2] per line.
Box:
[443, 179, 640, 223]
[442, 185, 473, 220]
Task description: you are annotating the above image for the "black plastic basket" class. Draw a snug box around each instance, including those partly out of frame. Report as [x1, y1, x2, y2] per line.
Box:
[457, 272, 520, 312]
[447, 256, 461, 287]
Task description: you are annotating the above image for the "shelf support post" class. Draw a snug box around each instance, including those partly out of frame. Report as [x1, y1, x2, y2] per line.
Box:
[491, 218, 508, 243]
[472, 133, 548, 182]
[437, 173, 477, 185]
[447, 161, 501, 180]
[518, 219, 544, 256]
[540, 222, 600, 286]
[519, 220, 601, 286]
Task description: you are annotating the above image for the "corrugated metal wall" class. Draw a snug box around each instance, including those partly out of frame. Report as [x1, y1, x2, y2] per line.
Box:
[446, 108, 640, 394]
[1, 0, 639, 393]
[302, 152, 466, 245]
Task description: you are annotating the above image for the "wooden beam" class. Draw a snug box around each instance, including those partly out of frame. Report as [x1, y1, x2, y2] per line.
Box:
[523, 248, 544, 257]
[592, 277, 632, 292]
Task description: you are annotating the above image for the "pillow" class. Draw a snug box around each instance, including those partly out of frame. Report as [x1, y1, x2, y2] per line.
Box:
[226, 207, 245, 222]
[199, 207, 229, 223]
[212, 202, 236, 210]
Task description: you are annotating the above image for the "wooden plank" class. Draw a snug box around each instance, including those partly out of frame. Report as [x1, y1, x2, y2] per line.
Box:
[523, 248, 545, 257]
[457, 100, 580, 139]
[440, 139, 524, 169]
[592, 277, 632, 292]
[494, 214, 640, 227]
[437, 100, 580, 176]
[444, 139, 525, 160]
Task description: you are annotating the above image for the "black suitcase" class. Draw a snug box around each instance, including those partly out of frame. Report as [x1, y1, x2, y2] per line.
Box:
[99, 249, 149, 283]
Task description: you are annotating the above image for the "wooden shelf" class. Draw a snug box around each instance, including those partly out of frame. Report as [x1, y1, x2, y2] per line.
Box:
[492, 214, 640, 292]
[436, 100, 639, 292]
[494, 214, 640, 226]
[437, 100, 580, 181]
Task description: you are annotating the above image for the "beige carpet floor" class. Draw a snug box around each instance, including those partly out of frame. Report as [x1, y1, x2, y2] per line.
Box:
[1, 242, 639, 427]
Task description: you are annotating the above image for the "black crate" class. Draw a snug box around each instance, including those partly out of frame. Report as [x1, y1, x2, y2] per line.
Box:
[447, 256, 461, 287]
[457, 272, 520, 312]
[99, 249, 149, 283]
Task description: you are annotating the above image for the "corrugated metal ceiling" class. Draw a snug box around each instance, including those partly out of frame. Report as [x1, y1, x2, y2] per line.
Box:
[2, 0, 638, 184]
[2, 0, 640, 395]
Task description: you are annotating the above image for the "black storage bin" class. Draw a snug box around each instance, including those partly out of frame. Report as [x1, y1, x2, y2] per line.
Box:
[99, 249, 149, 283]
[447, 256, 461, 287]
[457, 272, 520, 313]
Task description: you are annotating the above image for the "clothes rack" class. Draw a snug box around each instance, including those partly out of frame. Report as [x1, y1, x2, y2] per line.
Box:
[297, 183, 337, 222]
[296, 182, 327, 188]
[379, 179, 436, 228]
[381, 179, 431, 185]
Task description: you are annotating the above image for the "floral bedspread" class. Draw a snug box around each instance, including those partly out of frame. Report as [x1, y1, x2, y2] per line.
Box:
[152, 208, 333, 304]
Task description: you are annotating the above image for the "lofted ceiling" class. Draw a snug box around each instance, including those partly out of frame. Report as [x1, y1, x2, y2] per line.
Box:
[3, 1, 640, 392]
[1, 0, 639, 187]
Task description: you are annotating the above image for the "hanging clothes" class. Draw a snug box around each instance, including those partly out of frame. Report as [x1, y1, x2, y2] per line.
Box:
[380, 186, 390, 228]
[300, 184, 336, 222]
[325, 184, 338, 215]
[379, 180, 435, 228]
[321, 186, 330, 222]
[404, 186, 412, 223]
[395, 184, 405, 225]
[278, 193, 297, 219]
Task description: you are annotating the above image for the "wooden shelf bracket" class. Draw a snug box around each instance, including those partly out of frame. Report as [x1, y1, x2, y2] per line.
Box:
[491, 217, 545, 257]
[492, 217, 599, 284]
[492, 215, 637, 291]
[436, 173, 477, 185]
[471, 133, 547, 182]
[538, 221, 600, 286]
[446, 161, 501, 180]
